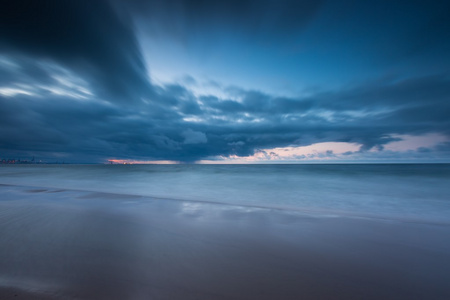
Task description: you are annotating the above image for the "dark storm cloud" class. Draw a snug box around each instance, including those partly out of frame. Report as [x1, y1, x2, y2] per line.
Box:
[184, 74, 450, 160]
[201, 75, 450, 126]
[0, 0, 449, 162]
[122, 0, 324, 39]
[1, 66, 449, 161]
[0, 0, 151, 104]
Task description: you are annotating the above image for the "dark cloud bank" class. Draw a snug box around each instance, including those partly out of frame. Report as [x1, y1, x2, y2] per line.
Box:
[0, 0, 449, 162]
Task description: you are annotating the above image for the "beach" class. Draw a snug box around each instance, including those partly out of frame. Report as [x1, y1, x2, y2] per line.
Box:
[2, 0, 449, 298]
[1, 183, 450, 299]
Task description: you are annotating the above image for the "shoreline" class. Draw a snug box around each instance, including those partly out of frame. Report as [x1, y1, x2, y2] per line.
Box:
[1, 183, 448, 226]
[1, 184, 450, 299]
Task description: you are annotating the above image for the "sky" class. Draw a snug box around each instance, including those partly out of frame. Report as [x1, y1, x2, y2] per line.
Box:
[1, 0, 449, 163]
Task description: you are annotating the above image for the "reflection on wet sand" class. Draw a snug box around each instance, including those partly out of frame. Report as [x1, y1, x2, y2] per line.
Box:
[1, 185, 450, 299]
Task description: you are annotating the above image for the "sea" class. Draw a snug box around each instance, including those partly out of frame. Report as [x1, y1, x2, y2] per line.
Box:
[0, 163, 449, 223]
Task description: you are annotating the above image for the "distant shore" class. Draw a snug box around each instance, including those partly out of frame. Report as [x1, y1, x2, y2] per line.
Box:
[1, 184, 449, 299]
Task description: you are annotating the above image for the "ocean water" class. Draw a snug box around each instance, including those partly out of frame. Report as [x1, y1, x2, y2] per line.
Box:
[0, 164, 449, 222]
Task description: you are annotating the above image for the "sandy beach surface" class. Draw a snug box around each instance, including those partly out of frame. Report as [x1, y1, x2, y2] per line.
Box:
[0, 184, 449, 300]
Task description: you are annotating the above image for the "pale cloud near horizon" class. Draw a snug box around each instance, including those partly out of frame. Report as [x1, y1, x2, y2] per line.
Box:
[198, 133, 449, 164]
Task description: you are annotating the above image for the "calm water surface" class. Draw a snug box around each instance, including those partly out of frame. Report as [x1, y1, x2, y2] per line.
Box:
[0, 164, 449, 222]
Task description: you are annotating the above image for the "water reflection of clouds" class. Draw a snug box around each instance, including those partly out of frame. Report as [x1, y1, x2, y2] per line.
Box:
[179, 201, 271, 221]
[181, 202, 204, 215]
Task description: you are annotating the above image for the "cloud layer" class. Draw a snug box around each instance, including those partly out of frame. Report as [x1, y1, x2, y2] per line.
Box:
[0, 0, 449, 162]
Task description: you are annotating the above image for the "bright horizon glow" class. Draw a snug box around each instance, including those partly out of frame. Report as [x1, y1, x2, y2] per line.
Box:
[106, 134, 449, 164]
[107, 159, 179, 165]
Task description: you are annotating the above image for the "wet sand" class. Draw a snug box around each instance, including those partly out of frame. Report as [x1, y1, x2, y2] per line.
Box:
[0, 184, 449, 299]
